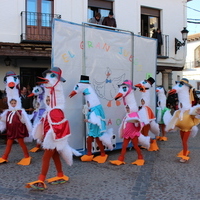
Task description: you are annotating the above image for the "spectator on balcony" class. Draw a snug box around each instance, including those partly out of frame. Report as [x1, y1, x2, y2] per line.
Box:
[102, 11, 117, 28]
[151, 28, 163, 55]
[89, 13, 103, 25]
[157, 29, 163, 55]
[152, 29, 157, 39]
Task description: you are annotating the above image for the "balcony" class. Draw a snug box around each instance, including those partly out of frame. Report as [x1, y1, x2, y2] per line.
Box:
[20, 11, 61, 43]
[184, 60, 200, 70]
[157, 34, 169, 59]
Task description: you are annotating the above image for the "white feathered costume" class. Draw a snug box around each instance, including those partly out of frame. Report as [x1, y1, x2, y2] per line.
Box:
[69, 75, 113, 164]
[0, 71, 32, 165]
[109, 80, 150, 166]
[135, 77, 160, 151]
[26, 67, 80, 190]
[165, 78, 200, 162]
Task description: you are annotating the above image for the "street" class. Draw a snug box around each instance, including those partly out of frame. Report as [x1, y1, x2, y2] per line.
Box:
[0, 128, 200, 200]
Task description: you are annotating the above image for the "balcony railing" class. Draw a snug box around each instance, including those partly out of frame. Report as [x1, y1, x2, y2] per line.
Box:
[158, 34, 169, 58]
[20, 11, 61, 43]
[184, 61, 200, 70]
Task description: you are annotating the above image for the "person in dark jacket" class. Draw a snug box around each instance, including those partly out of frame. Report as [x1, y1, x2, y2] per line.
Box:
[102, 11, 117, 28]
[156, 29, 163, 55]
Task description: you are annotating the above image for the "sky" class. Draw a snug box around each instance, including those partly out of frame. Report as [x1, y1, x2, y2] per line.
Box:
[187, 0, 200, 35]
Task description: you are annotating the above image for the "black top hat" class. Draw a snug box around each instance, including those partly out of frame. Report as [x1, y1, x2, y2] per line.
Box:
[4, 71, 19, 82]
[176, 78, 192, 88]
[42, 67, 66, 82]
[79, 75, 90, 84]
[146, 77, 155, 86]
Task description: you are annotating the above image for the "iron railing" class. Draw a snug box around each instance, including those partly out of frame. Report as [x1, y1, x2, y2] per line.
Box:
[160, 34, 169, 58]
[184, 61, 200, 69]
[20, 11, 61, 43]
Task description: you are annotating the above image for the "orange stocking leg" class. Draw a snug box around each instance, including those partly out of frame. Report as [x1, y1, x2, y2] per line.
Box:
[52, 150, 64, 177]
[141, 124, 150, 136]
[2, 139, 14, 160]
[38, 149, 55, 181]
[180, 131, 190, 156]
[131, 137, 143, 159]
[96, 137, 106, 156]
[17, 138, 29, 158]
[161, 124, 166, 137]
[86, 136, 94, 156]
[118, 138, 130, 161]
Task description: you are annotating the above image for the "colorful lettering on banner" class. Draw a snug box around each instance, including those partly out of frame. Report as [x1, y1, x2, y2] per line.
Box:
[95, 42, 101, 49]
[62, 53, 69, 63]
[80, 41, 84, 49]
[107, 119, 112, 126]
[103, 43, 110, 52]
[87, 41, 93, 48]
[116, 118, 121, 126]
[119, 47, 133, 62]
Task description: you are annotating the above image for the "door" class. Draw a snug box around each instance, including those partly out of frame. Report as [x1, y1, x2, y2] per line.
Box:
[26, 0, 54, 41]
[20, 67, 48, 91]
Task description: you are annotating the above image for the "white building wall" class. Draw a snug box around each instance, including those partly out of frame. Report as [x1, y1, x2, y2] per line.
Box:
[0, 0, 25, 43]
[183, 39, 200, 89]
[0, 0, 188, 90]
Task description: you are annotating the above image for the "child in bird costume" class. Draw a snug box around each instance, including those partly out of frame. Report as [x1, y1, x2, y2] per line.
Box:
[166, 78, 200, 163]
[0, 71, 32, 165]
[109, 80, 150, 166]
[69, 75, 113, 164]
[26, 67, 80, 190]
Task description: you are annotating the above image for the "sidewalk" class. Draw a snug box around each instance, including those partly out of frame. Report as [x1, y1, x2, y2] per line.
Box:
[0, 129, 200, 200]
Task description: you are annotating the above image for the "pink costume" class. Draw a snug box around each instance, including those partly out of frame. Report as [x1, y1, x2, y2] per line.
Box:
[121, 112, 142, 139]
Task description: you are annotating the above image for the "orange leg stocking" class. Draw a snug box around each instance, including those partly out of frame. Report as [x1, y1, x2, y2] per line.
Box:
[2, 139, 14, 160]
[180, 131, 191, 156]
[160, 124, 166, 137]
[38, 149, 61, 181]
[141, 124, 150, 136]
[118, 138, 130, 161]
[86, 136, 94, 156]
[52, 150, 64, 177]
[17, 138, 30, 158]
[131, 137, 143, 159]
[96, 137, 106, 156]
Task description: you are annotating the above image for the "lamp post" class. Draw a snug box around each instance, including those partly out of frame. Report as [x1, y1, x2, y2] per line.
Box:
[175, 27, 189, 54]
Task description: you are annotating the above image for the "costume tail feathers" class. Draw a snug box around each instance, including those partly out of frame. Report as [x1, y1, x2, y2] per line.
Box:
[163, 110, 172, 125]
[99, 128, 114, 150]
[59, 144, 82, 166]
[0, 121, 6, 133]
[150, 120, 160, 136]
[190, 125, 198, 138]
[138, 134, 150, 149]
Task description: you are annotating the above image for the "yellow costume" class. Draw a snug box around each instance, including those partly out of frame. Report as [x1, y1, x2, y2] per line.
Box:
[173, 110, 200, 131]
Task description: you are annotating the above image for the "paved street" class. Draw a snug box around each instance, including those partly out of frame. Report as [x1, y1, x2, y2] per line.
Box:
[0, 128, 200, 200]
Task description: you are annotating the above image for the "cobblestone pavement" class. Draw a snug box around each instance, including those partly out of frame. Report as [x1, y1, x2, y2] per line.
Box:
[0, 128, 200, 200]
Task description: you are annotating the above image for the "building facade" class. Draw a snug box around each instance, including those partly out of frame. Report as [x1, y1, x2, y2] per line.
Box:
[0, 0, 189, 91]
[183, 33, 200, 89]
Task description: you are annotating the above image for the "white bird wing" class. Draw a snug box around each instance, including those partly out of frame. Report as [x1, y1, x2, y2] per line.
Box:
[163, 110, 172, 125]
[189, 105, 200, 115]
[111, 74, 126, 91]
[93, 79, 105, 98]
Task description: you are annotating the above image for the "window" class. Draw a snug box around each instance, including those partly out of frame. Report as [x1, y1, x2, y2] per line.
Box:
[27, 0, 53, 27]
[25, 0, 54, 41]
[195, 45, 200, 67]
[141, 7, 160, 37]
[88, 0, 113, 21]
